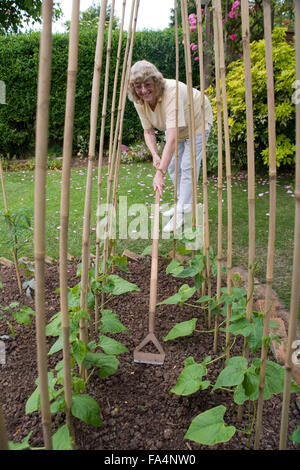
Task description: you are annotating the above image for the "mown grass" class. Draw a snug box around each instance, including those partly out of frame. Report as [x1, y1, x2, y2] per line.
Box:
[0, 161, 297, 315]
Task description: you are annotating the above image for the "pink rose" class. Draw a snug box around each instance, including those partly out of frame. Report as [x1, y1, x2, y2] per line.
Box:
[232, 0, 240, 10]
[230, 34, 237, 40]
[228, 10, 238, 18]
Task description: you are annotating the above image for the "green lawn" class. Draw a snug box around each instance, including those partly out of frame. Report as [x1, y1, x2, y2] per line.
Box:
[0, 161, 297, 314]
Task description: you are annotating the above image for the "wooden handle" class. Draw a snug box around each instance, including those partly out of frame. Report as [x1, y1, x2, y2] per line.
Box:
[149, 189, 160, 332]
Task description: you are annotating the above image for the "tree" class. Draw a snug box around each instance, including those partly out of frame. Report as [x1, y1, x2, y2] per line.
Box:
[0, 0, 62, 35]
[65, 1, 119, 31]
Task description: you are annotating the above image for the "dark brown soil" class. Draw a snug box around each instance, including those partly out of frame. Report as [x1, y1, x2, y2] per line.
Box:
[0, 257, 299, 452]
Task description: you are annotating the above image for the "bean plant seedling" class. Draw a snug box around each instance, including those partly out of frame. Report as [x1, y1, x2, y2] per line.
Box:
[9, 256, 140, 450]
[0, 301, 35, 338]
[159, 238, 300, 448]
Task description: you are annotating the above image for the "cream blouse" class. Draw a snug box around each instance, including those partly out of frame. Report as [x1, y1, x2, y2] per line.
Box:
[134, 78, 213, 141]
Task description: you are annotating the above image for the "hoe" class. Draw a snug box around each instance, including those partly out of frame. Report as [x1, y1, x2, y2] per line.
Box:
[133, 189, 165, 365]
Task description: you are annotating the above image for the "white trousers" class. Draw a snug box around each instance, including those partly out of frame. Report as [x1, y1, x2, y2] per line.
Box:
[167, 129, 211, 213]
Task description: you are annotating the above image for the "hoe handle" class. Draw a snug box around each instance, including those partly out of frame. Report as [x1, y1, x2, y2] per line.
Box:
[149, 189, 160, 332]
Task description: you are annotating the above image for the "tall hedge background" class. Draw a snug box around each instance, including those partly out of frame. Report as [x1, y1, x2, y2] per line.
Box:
[0, 28, 195, 159]
[0, 26, 296, 170]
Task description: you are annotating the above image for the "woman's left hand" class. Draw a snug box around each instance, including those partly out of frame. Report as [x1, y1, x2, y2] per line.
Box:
[152, 155, 161, 169]
[153, 170, 165, 196]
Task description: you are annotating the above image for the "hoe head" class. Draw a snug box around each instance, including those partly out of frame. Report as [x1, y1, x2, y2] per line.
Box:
[133, 332, 165, 365]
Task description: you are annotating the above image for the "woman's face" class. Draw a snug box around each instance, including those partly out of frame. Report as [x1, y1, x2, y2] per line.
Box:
[134, 77, 157, 105]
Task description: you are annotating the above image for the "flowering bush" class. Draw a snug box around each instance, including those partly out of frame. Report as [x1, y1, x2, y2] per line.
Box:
[121, 140, 165, 164]
[206, 27, 296, 169]
[185, 1, 295, 68]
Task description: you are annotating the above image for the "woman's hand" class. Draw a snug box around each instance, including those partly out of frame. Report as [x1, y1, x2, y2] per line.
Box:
[153, 169, 165, 196]
[152, 155, 161, 169]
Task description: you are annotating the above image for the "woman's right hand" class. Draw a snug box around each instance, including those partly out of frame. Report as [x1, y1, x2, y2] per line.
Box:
[153, 170, 165, 196]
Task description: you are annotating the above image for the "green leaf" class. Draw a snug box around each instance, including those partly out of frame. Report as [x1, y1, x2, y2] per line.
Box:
[71, 339, 87, 366]
[48, 335, 63, 355]
[52, 424, 73, 450]
[247, 315, 264, 353]
[164, 318, 197, 342]
[103, 274, 140, 296]
[71, 394, 102, 427]
[175, 256, 204, 278]
[9, 431, 33, 450]
[263, 360, 300, 399]
[84, 352, 119, 378]
[166, 258, 184, 276]
[25, 384, 40, 414]
[158, 284, 196, 306]
[184, 405, 236, 445]
[290, 425, 300, 443]
[171, 357, 210, 396]
[141, 244, 153, 256]
[99, 309, 128, 334]
[213, 356, 248, 391]
[46, 312, 62, 337]
[12, 306, 35, 326]
[195, 295, 213, 303]
[233, 364, 260, 405]
[99, 335, 128, 355]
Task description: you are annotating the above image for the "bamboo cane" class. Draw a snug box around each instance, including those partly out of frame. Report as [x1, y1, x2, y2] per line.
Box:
[0, 159, 22, 295]
[80, 0, 107, 350]
[108, 0, 127, 167]
[212, 0, 223, 354]
[59, 0, 80, 447]
[34, 0, 53, 450]
[101, 0, 138, 282]
[172, 0, 179, 258]
[0, 395, 9, 450]
[108, 1, 140, 276]
[95, 0, 115, 332]
[215, 0, 233, 359]
[107, 0, 127, 263]
[279, 0, 300, 450]
[254, 0, 277, 448]
[241, 0, 256, 352]
[236, 0, 256, 422]
[196, 0, 211, 326]
[110, 0, 140, 218]
[109, 0, 130, 264]
[181, 0, 198, 232]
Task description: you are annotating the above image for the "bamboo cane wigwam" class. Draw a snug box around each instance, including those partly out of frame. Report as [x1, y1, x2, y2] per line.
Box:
[3, 0, 298, 450]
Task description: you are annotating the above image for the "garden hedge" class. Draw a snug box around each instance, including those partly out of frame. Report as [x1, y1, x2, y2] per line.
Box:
[0, 27, 194, 159]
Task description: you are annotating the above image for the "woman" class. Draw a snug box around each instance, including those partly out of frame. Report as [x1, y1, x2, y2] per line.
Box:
[128, 60, 212, 232]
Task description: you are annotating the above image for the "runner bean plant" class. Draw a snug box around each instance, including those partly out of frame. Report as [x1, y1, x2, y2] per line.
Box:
[8, 256, 140, 450]
[159, 238, 300, 448]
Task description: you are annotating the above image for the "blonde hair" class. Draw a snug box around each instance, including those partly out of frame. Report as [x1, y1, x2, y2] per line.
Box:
[128, 60, 166, 104]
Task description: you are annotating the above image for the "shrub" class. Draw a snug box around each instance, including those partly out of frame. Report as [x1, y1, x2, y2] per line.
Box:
[121, 139, 165, 164]
[206, 27, 296, 170]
